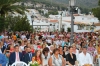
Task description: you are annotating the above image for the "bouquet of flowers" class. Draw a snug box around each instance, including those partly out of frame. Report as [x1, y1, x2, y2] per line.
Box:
[29, 61, 39, 66]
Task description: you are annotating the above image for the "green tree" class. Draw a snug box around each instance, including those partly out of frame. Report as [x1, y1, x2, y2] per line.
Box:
[92, 0, 100, 20]
[0, 0, 26, 17]
[0, 16, 5, 32]
[12, 16, 32, 32]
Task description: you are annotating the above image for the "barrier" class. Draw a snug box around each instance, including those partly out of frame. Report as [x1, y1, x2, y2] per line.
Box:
[11, 61, 28, 66]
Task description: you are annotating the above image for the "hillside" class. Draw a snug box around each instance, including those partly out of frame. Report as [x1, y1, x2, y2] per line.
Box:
[52, 0, 99, 8]
[22, 0, 99, 8]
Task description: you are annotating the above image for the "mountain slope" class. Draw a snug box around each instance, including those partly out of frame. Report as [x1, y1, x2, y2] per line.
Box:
[22, 0, 99, 8]
[52, 0, 98, 8]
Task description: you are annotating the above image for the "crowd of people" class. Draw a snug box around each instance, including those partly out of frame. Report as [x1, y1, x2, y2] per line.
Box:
[0, 31, 100, 66]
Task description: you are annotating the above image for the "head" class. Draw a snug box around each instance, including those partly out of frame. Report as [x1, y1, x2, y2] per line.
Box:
[5, 50, 10, 58]
[63, 46, 68, 51]
[82, 46, 87, 54]
[50, 45, 54, 51]
[14, 45, 19, 52]
[42, 47, 49, 56]
[68, 46, 73, 53]
[24, 46, 27, 51]
[27, 47, 31, 53]
[35, 50, 41, 57]
[53, 48, 59, 55]
[72, 44, 76, 50]
[59, 46, 63, 51]
[42, 44, 46, 49]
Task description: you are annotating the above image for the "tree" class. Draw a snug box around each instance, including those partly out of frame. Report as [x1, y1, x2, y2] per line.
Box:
[92, 0, 100, 20]
[0, 16, 5, 32]
[0, 0, 26, 17]
[12, 16, 32, 32]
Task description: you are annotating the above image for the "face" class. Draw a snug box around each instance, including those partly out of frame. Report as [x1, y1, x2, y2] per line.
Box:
[45, 52, 48, 56]
[59, 47, 62, 51]
[73, 46, 76, 50]
[83, 48, 87, 53]
[64, 47, 67, 51]
[69, 48, 73, 53]
[27, 48, 31, 52]
[6, 52, 10, 57]
[55, 50, 59, 55]
[15, 46, 19, 52]
[50, 46, 54, 51]
[37, 50, 41, 56]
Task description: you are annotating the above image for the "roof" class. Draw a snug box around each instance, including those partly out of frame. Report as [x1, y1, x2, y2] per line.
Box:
[63, 20, 91, 25]
[94, 23, 100, 26]
[49, 19, 58, 23]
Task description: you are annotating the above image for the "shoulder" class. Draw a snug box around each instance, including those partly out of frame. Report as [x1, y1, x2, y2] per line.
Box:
[0, 53, 4, 57]
[86, 53, 91, 56]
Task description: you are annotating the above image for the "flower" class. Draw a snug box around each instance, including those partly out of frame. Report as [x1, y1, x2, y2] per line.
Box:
[29, 61, 39, 66]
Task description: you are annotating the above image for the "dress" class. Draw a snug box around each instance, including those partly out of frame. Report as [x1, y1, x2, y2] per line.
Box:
[41, 53, 50, 66]
[51, 54, 62, 66]
[66, 53, 76, 65]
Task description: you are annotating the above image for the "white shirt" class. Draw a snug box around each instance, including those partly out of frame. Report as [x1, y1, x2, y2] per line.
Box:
[73, 49, 79, 60]
[55, 40, 62, 46]
[21, 35, 26, 40]
[0, 49, 2, 54]
[42, 53, 50, 66]
[78, 52, 93, 65]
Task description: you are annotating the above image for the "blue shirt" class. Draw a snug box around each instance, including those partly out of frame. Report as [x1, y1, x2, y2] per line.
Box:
[0, 53, 7, 66]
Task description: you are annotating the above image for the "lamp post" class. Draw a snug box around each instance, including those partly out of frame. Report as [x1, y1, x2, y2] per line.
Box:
[31, 15, 34, 33]
[59, 12, 63, 32]
[91, 22, 96, 32]
[69, 0, 76, 45]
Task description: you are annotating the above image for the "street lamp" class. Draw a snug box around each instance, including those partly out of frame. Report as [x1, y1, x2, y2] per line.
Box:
[31, 15, 34, 32]
[69, 0, 76, 45]
[91, 22, 96, 32]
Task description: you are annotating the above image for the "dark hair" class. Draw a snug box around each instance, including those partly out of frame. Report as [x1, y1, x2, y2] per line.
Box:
[14, 45, 19, 48]
[42, 47, 49, 55]
[63, 46, 67, 50]
[59, 46, 62, 48]
[53, 48, 59, 54]
[68, 46, 73, 50]
[24, 46, 28, 50]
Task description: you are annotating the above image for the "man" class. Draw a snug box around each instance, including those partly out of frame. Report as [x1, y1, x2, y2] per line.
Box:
[0, 53, 7, 66]
[23, 47, 35, 64]
[78, 46, 93, 66]
[9, 45, 23, 65]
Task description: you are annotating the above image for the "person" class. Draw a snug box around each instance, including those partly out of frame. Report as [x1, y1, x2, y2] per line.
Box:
[9, 45, 23, 65]
[78, 46, 93, 66]
[63, 46, 68, 55]
[48, 48, 65, 66]
[66, 46, 77, 66]
[23, 47, 35, 64]
[5, 50, 10, 66]
[0, 53, 7, 66]
[87, 42, 96, 63]
[72, 44, 79, 60]
[42, 47, 50, 66]
[32, 50, 42, 65]
[59, 46, 65, 58]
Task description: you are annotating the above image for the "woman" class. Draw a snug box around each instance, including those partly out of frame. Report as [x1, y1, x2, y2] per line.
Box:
[59, 46, 65, 58]
[48, 48, 65, 66]
[32, 50, 42, 65]
[87, 42, 96, 63]
[72, 44, 79, 60]
[63, 46, 68, 55]
[19, 41, 25, 52]
[50, 45, 54, 55]
[66, 46, 77, 66]
[42, 47, 50, 66]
